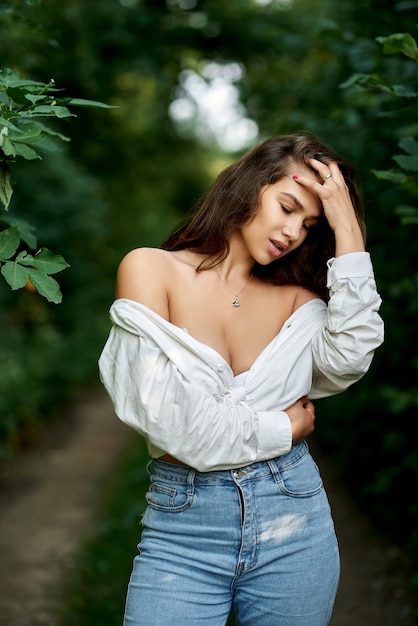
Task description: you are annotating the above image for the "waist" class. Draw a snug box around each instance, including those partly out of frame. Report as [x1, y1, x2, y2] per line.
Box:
[154, 441, 310, 477]
[158, 454, 189, 466]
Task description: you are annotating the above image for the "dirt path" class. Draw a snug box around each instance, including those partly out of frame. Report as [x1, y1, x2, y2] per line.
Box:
[0, 388, 416, 625]
[0, 388, 131, 626]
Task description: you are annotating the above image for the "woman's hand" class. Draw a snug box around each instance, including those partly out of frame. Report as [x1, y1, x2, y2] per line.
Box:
[285, 395, 316, 443]
[294, 158, 365, 256]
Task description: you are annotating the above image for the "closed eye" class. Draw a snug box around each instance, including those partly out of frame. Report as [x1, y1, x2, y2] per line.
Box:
[303, 220, 319, 231]
[280, 204, 292, 215]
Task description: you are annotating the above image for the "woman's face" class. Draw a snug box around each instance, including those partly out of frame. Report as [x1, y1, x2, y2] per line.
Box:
[240, 167, 323, 265]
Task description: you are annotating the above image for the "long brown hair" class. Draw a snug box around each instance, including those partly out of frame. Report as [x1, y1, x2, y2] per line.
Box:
[162, 133, 366, 301]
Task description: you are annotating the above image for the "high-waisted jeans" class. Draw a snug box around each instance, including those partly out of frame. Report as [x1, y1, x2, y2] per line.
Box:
[123, 441, 340, 626]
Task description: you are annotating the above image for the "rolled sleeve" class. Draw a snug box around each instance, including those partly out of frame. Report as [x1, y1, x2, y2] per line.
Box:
[311, 252, 384, 398]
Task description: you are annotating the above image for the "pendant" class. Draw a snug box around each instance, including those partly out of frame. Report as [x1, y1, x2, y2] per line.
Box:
[232, 299, 240, 307]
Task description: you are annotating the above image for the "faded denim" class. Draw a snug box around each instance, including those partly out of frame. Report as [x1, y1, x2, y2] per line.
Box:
[123, 441, 340, 626]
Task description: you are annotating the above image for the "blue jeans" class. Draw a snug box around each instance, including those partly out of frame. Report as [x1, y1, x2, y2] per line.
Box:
[123, 441, 340, 625]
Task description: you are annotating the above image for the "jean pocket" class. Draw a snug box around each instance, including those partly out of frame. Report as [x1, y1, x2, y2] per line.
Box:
[277, 453, 323, 498]
[145, 480, 194, 512]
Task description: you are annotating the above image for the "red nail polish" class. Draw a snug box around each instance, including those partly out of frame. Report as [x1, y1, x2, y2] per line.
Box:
[293, 175, 299, 180]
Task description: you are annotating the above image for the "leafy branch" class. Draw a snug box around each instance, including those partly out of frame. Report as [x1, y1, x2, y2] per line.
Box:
[0, 67, 114, 302]
[340, 32, 418, 226]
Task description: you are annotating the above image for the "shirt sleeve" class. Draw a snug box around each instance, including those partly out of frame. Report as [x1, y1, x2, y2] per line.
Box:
[98, 328, 292, 472]
[310, 252, 384, 399]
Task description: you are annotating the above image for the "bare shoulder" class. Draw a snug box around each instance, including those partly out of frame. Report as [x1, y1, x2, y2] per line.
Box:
[116, 248, 176, 318]
[118, 247, 174, 272]
[288, 285, 321, 312]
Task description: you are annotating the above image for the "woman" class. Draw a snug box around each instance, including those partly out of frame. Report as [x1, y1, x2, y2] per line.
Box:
[99, 133, 384, 625]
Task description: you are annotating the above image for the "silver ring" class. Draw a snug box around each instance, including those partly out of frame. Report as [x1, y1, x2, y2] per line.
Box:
[324, 173, 333, 180]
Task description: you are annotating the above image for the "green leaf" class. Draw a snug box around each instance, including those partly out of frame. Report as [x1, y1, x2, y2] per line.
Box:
[0, 260, 28, 289]
[14, 249, 69, 276]
[13, 143, 41, 160]
[38, 125, 70, 142]
[392, 154, 418, 171]
[340, 73, 416, 98]
[0, 226, 20, 260]
[24, 94, 50, 105]
[0, 117, 22, 133]
[371, 169, 408, 183]
[0, 215, 37, 248]
[31, 248, 70, 274]
[340, 72, 393, 91]
[0, 162, 13, 210]
[390, 85, 418, 98]
[15, 251, 34, 265]
[9, 120, 70, 144]
[8, 121, 44, 143]
[7, 86, 31, 106]
[0, 68, 46, 90]
[67, 97, 117, 109]
[27, 268, 63, 303]
[376, 33, 418, 62]
[398, 137, 418, 156]
[395, 204, 418, 225]
[0, 136, 16, 157]
[30, 105, 74, 119]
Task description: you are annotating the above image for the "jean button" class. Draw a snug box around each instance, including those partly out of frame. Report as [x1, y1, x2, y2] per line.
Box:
[233, 469, 244, 479]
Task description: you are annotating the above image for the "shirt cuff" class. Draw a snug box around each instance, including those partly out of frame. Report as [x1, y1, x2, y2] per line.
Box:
[256, 410, 292, 459]
[327, 252, 373, 288]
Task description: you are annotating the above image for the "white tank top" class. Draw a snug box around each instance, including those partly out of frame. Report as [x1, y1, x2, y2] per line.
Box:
[233, 370, 248, 388]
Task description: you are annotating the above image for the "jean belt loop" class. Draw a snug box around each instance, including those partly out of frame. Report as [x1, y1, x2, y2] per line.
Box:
[146, 458, 154, 476]
[186, 467, 196, 495]
[267, 458, 280, 483]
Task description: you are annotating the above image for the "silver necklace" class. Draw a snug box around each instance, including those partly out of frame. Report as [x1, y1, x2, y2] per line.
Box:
[216, 267, 253, 308]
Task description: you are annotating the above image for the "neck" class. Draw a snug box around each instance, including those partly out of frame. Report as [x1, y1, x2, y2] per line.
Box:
[216, 236, 254, 282]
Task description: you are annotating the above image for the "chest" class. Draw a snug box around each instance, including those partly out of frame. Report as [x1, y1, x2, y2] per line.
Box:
[168, 274, 297, 375]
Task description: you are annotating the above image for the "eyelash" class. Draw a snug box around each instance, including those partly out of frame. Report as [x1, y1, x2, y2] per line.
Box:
[281, 204, 312, 230]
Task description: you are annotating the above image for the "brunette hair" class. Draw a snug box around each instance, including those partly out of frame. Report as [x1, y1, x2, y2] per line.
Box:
[162, 133, 365, 301]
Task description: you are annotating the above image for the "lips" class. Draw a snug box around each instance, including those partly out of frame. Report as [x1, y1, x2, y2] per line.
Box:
[269, 239, 289, 258]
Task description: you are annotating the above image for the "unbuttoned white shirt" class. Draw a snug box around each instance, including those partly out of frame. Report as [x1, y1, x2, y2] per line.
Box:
[99, 252, 383, 472]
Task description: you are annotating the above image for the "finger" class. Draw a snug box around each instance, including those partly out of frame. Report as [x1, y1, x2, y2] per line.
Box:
[292, 169, 337, 198]
[303, 402, 315, 415]
[305, 158, 341, 184]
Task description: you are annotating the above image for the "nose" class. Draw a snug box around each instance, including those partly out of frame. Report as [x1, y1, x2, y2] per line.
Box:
[283, 220, 301, 242]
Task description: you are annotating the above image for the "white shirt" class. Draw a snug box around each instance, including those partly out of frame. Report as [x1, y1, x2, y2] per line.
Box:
[99, 252, 383, 472]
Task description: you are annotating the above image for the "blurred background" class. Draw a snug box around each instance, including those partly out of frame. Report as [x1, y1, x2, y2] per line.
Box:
[0, 0, 417, 623]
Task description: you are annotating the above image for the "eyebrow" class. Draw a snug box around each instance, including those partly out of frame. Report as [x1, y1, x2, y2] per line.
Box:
[281, 192, 321, 222]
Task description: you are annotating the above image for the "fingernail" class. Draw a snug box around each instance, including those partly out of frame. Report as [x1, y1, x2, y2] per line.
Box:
[293, 175, 299, 180]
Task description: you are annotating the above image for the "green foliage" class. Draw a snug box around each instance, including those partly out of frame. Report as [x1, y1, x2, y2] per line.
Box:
[342, 31, 418, 191]
[376, 32, 418, 62]
[0, 67, 114, 301]
[0, 226, 69, 303]
[319, 22, 418, 595]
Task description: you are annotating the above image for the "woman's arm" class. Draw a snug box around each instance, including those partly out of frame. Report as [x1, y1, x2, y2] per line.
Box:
[293, 160, 384, 396]
[294, 158, 365, 256]
[310, 252, 384, 398]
